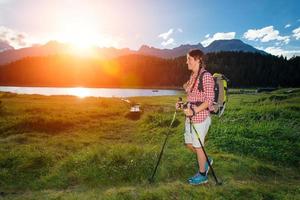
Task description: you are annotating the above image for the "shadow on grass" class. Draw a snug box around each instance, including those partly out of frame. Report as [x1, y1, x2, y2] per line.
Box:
[8, 116, 75, 134]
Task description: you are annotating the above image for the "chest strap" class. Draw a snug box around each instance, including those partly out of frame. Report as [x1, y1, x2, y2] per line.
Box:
[189, 101, 203, 106]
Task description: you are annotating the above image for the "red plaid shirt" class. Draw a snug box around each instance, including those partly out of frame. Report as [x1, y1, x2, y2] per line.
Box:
[185, 67, 215, 123]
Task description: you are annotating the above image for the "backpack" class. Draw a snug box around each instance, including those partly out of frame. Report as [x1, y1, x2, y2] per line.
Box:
[198, 71, 229, 117]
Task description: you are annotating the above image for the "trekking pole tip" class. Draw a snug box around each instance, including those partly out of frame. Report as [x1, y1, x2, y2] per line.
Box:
[148, 178, 155, 184]
[216, 180, 223, 186]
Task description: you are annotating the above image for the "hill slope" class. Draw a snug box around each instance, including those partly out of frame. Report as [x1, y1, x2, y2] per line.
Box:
[0, 39, 266, 65]
[0, 89, 299, 199]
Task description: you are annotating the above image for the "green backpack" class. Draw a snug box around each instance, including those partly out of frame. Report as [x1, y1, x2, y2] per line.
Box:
[197, 71, 229, 117]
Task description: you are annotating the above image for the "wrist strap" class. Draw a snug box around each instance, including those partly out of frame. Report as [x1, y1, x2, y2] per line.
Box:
[190, 107, 196, 116]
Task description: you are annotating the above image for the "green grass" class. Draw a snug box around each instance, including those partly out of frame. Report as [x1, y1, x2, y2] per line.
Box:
[0, 89, 299, 199]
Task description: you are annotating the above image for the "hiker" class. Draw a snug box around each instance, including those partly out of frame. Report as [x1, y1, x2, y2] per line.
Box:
[176, 49, 215, 185]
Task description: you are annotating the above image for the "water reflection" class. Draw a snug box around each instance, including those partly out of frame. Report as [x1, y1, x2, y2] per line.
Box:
[67, 87, 91, 98]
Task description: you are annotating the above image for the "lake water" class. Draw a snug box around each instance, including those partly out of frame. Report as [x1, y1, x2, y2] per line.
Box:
[0, 86, 182, 98]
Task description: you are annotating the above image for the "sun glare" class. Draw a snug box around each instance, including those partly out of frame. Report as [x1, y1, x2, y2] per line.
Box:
[56, 15, 103, 55]
[63, 21, 98, 46]
[52, 6, 122, 55]
[68, 87, 90, 98]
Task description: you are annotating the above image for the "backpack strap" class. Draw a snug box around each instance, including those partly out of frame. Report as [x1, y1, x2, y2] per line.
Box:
[190, 69, 201, 93]
[198, 70, 209, 92]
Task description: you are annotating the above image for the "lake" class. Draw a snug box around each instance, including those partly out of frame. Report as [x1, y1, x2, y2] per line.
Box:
[0, 86, 182, 98]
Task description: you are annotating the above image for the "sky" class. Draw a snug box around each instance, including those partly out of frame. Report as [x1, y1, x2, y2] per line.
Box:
[0, 0, 300, 58]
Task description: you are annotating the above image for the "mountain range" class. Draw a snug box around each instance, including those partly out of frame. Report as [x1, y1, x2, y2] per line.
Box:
[0, 39, 267, 65]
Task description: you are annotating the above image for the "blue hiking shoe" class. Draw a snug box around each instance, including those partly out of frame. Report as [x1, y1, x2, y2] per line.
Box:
[188, 172, 200, 182]
[189, 173, 208, 185]
[205, 157, 213, 176]
[188, 158, 213, 182]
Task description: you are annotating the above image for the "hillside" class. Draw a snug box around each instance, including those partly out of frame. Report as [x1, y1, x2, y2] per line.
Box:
[0, 39, 266, 65]
[0, 89, 299, 199]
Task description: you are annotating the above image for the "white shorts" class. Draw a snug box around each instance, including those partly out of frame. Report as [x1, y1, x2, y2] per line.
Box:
[184, 117, 211, 148]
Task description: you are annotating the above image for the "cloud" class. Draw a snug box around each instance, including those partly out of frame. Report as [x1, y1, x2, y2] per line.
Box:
[158, 29, 174, 40]
[205, 34, 210, 38]
[292, 27, 300, 39]
[161, 38, 175, 46]
[285, 24, 291, 28]
[0, 26, 30, 48]
[158, 28, 181, 47]
[264, 46, 300, 59]
[201, 32, 236, 47]
[243, 26, 290, 44]
[0, 40, 14, 52]
[275, 42, 281, 46]
[254, 46, 264, 50]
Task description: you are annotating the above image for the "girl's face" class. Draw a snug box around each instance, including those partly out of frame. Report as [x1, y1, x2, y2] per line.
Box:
[186, 54, 200, 71]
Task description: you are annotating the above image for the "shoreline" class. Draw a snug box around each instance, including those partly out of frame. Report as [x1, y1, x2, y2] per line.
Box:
[0, 84, 184, 91]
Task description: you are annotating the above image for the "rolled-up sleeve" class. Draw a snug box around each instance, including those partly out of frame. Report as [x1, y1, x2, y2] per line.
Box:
[203, 73, 215, 111]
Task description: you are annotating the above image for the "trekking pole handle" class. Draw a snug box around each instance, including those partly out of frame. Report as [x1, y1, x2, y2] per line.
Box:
[177, 97, 189, 110]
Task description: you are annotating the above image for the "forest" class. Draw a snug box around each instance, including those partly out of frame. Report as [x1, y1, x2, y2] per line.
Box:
[0, 52, 299, 88]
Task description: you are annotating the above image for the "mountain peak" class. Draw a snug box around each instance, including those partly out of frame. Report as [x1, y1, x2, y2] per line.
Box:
[44, 40, 66, 48]
[208, 39, 245, 47]
[0, 39, 267, 65]
[206, 39, 266, 54]
[139, 45, 156, 51]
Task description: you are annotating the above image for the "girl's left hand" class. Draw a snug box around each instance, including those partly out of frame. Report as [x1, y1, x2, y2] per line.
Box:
[184, 108, 193, 117]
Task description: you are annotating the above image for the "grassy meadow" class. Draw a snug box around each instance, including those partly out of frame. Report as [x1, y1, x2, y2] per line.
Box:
[0, 89, 299, 199]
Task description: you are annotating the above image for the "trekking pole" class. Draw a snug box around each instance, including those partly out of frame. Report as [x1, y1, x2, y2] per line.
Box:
[148, 107, 177, 183]
[190, 121, 222, 185]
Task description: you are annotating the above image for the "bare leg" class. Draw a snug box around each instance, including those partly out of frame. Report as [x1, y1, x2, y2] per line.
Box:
[185, 144, 196, 153]
[195, 147, 206, 173]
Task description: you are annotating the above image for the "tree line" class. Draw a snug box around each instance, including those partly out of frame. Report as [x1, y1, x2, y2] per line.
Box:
[0, 52, 299, 88]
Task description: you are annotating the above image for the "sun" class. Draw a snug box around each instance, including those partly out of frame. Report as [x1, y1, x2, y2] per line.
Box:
[53, 8, 121, 56]
[61, 20, 99, 48]
[54, 11, 104, 54]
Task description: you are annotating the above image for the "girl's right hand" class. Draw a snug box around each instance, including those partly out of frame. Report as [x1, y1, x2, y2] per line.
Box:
[175, 102, 181, 110]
